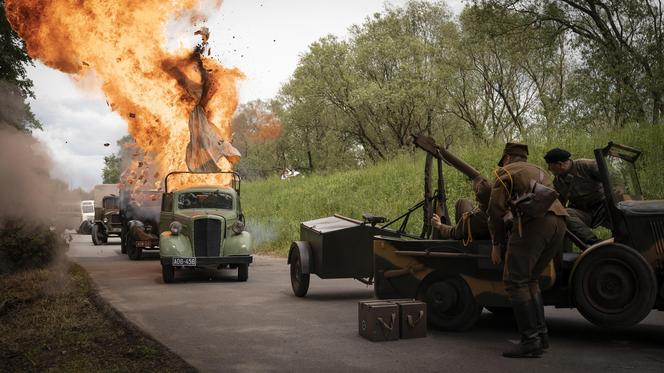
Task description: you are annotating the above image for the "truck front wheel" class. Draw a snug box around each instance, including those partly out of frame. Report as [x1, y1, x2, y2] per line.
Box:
[127, 237, 143, 261]
[162, 264, 175, 283]
[91, 224, 103, 246]
[237, 263, 249, 282]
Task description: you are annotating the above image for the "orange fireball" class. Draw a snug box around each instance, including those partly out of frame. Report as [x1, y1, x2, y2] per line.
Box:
[4, 0, 243, 191]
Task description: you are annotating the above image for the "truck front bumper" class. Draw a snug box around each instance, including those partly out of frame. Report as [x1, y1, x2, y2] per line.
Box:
[160, 256, 253, 268]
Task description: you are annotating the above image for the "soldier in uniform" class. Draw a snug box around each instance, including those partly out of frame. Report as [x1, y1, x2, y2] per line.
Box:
[431, 176, 491, 242]
[544, 148, 610, 245]
[487, 143, 567, 358]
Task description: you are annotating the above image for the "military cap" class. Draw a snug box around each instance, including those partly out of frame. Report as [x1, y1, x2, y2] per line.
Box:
[498, 142, 529, 166]
[544, 148, 571, 164]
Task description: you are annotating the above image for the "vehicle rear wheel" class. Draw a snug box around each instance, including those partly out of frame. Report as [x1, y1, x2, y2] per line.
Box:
[421, 276, 482, 331]
[237, 263, 249, 282]
[162, 264, 175, 284]
[573, 244, 657, 328]
[290, 248, 310, 297]
[91, 224, 102, 246]
[127, 237, 142, 261]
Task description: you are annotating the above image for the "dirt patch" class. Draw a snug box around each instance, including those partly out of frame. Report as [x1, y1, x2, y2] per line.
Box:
[0, 263, 196, 372]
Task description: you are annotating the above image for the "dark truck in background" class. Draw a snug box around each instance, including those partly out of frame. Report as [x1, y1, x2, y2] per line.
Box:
[91, 195, 122, 245]
[120, 188, 162, 260]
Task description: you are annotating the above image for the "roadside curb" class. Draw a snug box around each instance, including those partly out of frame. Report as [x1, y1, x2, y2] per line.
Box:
[73, 262, 198, 372]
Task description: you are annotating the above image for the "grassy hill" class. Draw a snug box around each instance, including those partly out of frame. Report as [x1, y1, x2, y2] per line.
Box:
[242, 124, 664, 256]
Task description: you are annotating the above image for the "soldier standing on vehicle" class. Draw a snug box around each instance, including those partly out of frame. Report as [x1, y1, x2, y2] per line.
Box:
[487, 143, 567, 358]
[431, 176, 491, 242]
[544, 148, 611, 245]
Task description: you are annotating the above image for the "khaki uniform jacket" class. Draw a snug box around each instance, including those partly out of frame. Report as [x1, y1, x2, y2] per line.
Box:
[487, 161, 567, 247]
[553, 159, 605, 210]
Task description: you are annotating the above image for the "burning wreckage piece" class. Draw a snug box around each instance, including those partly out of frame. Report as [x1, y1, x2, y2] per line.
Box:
[165, 27, 240, 174]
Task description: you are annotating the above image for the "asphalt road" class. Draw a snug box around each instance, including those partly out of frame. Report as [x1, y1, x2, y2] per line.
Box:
[68, 235, 664, 373]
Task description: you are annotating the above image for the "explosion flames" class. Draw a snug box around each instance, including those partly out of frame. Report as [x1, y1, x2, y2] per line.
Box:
[4, 0, 244, 191]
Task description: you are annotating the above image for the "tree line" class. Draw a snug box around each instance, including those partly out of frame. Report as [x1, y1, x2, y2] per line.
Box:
[233, 0, 663, 179]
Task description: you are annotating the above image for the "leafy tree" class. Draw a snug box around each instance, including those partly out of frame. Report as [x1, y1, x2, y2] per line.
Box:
[102, 154, 121, 184]
[0, 0, 41, 132]
[485, 0, 664, 125]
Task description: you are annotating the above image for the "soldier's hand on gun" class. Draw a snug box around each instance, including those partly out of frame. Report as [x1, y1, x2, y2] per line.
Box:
[431, 213, 442, 230]
[491, 244, 502, 265]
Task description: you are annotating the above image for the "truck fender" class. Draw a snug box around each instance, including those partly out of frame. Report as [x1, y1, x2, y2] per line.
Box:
[288, 241, 312, 274]
[568, 242, 648, 285]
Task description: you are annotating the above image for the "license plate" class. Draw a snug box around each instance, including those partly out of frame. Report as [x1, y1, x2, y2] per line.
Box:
[135, 240, 153, 248]
[172, 257, 196, 266]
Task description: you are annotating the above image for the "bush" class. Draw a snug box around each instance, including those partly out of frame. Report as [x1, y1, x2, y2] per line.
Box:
[0, 219, 65, 274]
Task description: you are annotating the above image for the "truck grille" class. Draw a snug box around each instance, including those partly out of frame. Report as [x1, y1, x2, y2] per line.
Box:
[110, 214, 121, 224]
[194, 218, 222, 257]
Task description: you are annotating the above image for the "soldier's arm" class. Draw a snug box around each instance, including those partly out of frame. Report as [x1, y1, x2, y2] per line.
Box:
[487, 171, 511, 247]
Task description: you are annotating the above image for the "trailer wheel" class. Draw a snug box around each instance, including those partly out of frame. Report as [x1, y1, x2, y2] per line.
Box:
[237, 263, 249, 282]
[422, 276, 482, 331]
[127, 237, 142, 261]
[573, 244, 657, 328]
[162, 264, 175, 284]
[290, 248, 310, 297]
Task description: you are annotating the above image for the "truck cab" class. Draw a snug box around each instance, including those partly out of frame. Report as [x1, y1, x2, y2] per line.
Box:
[158, 172, 252, 283]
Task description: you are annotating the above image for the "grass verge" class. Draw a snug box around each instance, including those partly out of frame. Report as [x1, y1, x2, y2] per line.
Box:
[0, 263, 196, 372]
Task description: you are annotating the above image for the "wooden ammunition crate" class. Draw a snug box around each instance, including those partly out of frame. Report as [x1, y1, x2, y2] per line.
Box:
[358, 300, 399, 342]
[393, 300, 427, 339]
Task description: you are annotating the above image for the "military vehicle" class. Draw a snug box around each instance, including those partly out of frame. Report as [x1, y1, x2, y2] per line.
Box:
[373, 140, 664, 330]
[91, 195, 122, 245]
[120, 189, 162, 260]
[159, 171, 252, 283]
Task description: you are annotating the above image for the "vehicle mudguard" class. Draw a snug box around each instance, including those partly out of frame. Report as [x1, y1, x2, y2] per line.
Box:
[223, 231, 252, 256]
[288, 241, 312, 274]
[569, 242, 651, 285]
[159, 231, 193, 257]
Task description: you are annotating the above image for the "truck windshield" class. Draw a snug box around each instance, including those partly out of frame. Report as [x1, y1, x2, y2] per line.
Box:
[604, 150, 643, 202]
[81, 204, 94, 214]
[178, 191, 233, 210]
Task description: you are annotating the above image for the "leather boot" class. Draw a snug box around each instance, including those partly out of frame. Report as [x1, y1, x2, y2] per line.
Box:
[531, 290, 549, 350]
[502, 300, 542, 358]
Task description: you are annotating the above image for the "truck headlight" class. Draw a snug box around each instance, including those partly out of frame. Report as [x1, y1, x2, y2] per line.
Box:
[232, 221, 245, 235]
[170, 221, 183, 235]
[103, 218, 108, 223]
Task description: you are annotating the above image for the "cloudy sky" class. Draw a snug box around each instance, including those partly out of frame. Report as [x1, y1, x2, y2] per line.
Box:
[28, 0, 465, 190]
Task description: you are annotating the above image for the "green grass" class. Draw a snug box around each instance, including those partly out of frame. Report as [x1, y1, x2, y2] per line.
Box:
[243, 124, 664, 256]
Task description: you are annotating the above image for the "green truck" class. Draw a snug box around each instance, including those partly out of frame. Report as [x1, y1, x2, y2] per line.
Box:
[158, 171, 253, 283]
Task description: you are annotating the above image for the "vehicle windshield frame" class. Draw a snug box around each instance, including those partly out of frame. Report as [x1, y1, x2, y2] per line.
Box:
[81, 204, 94, 214]
[176, 190, 235, 211]
[602, 145, 643, 203]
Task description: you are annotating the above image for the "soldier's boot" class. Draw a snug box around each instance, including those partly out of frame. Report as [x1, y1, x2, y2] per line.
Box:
[531, 290, 549, 350]
[502, 300, 542, 358]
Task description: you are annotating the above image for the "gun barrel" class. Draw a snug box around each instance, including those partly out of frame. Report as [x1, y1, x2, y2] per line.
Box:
[437, 147, 481, 180]
[412, 134, 482, 180]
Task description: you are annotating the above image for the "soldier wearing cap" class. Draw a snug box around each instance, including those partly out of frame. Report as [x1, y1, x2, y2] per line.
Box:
[544, 148, 610, 245]
[488, 143, 567, 358]
[431, 176, 491, 242]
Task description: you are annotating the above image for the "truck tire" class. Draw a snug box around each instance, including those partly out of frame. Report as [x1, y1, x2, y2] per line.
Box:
[127, 237, 143, 261]
[290, 248, 310, 297]
[162, 264, 175, 283]
[573, 244, 657, 328]
[91, 224, 101, 246]
[421, 276, 482, 331]
[237, 263, 249, 282]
